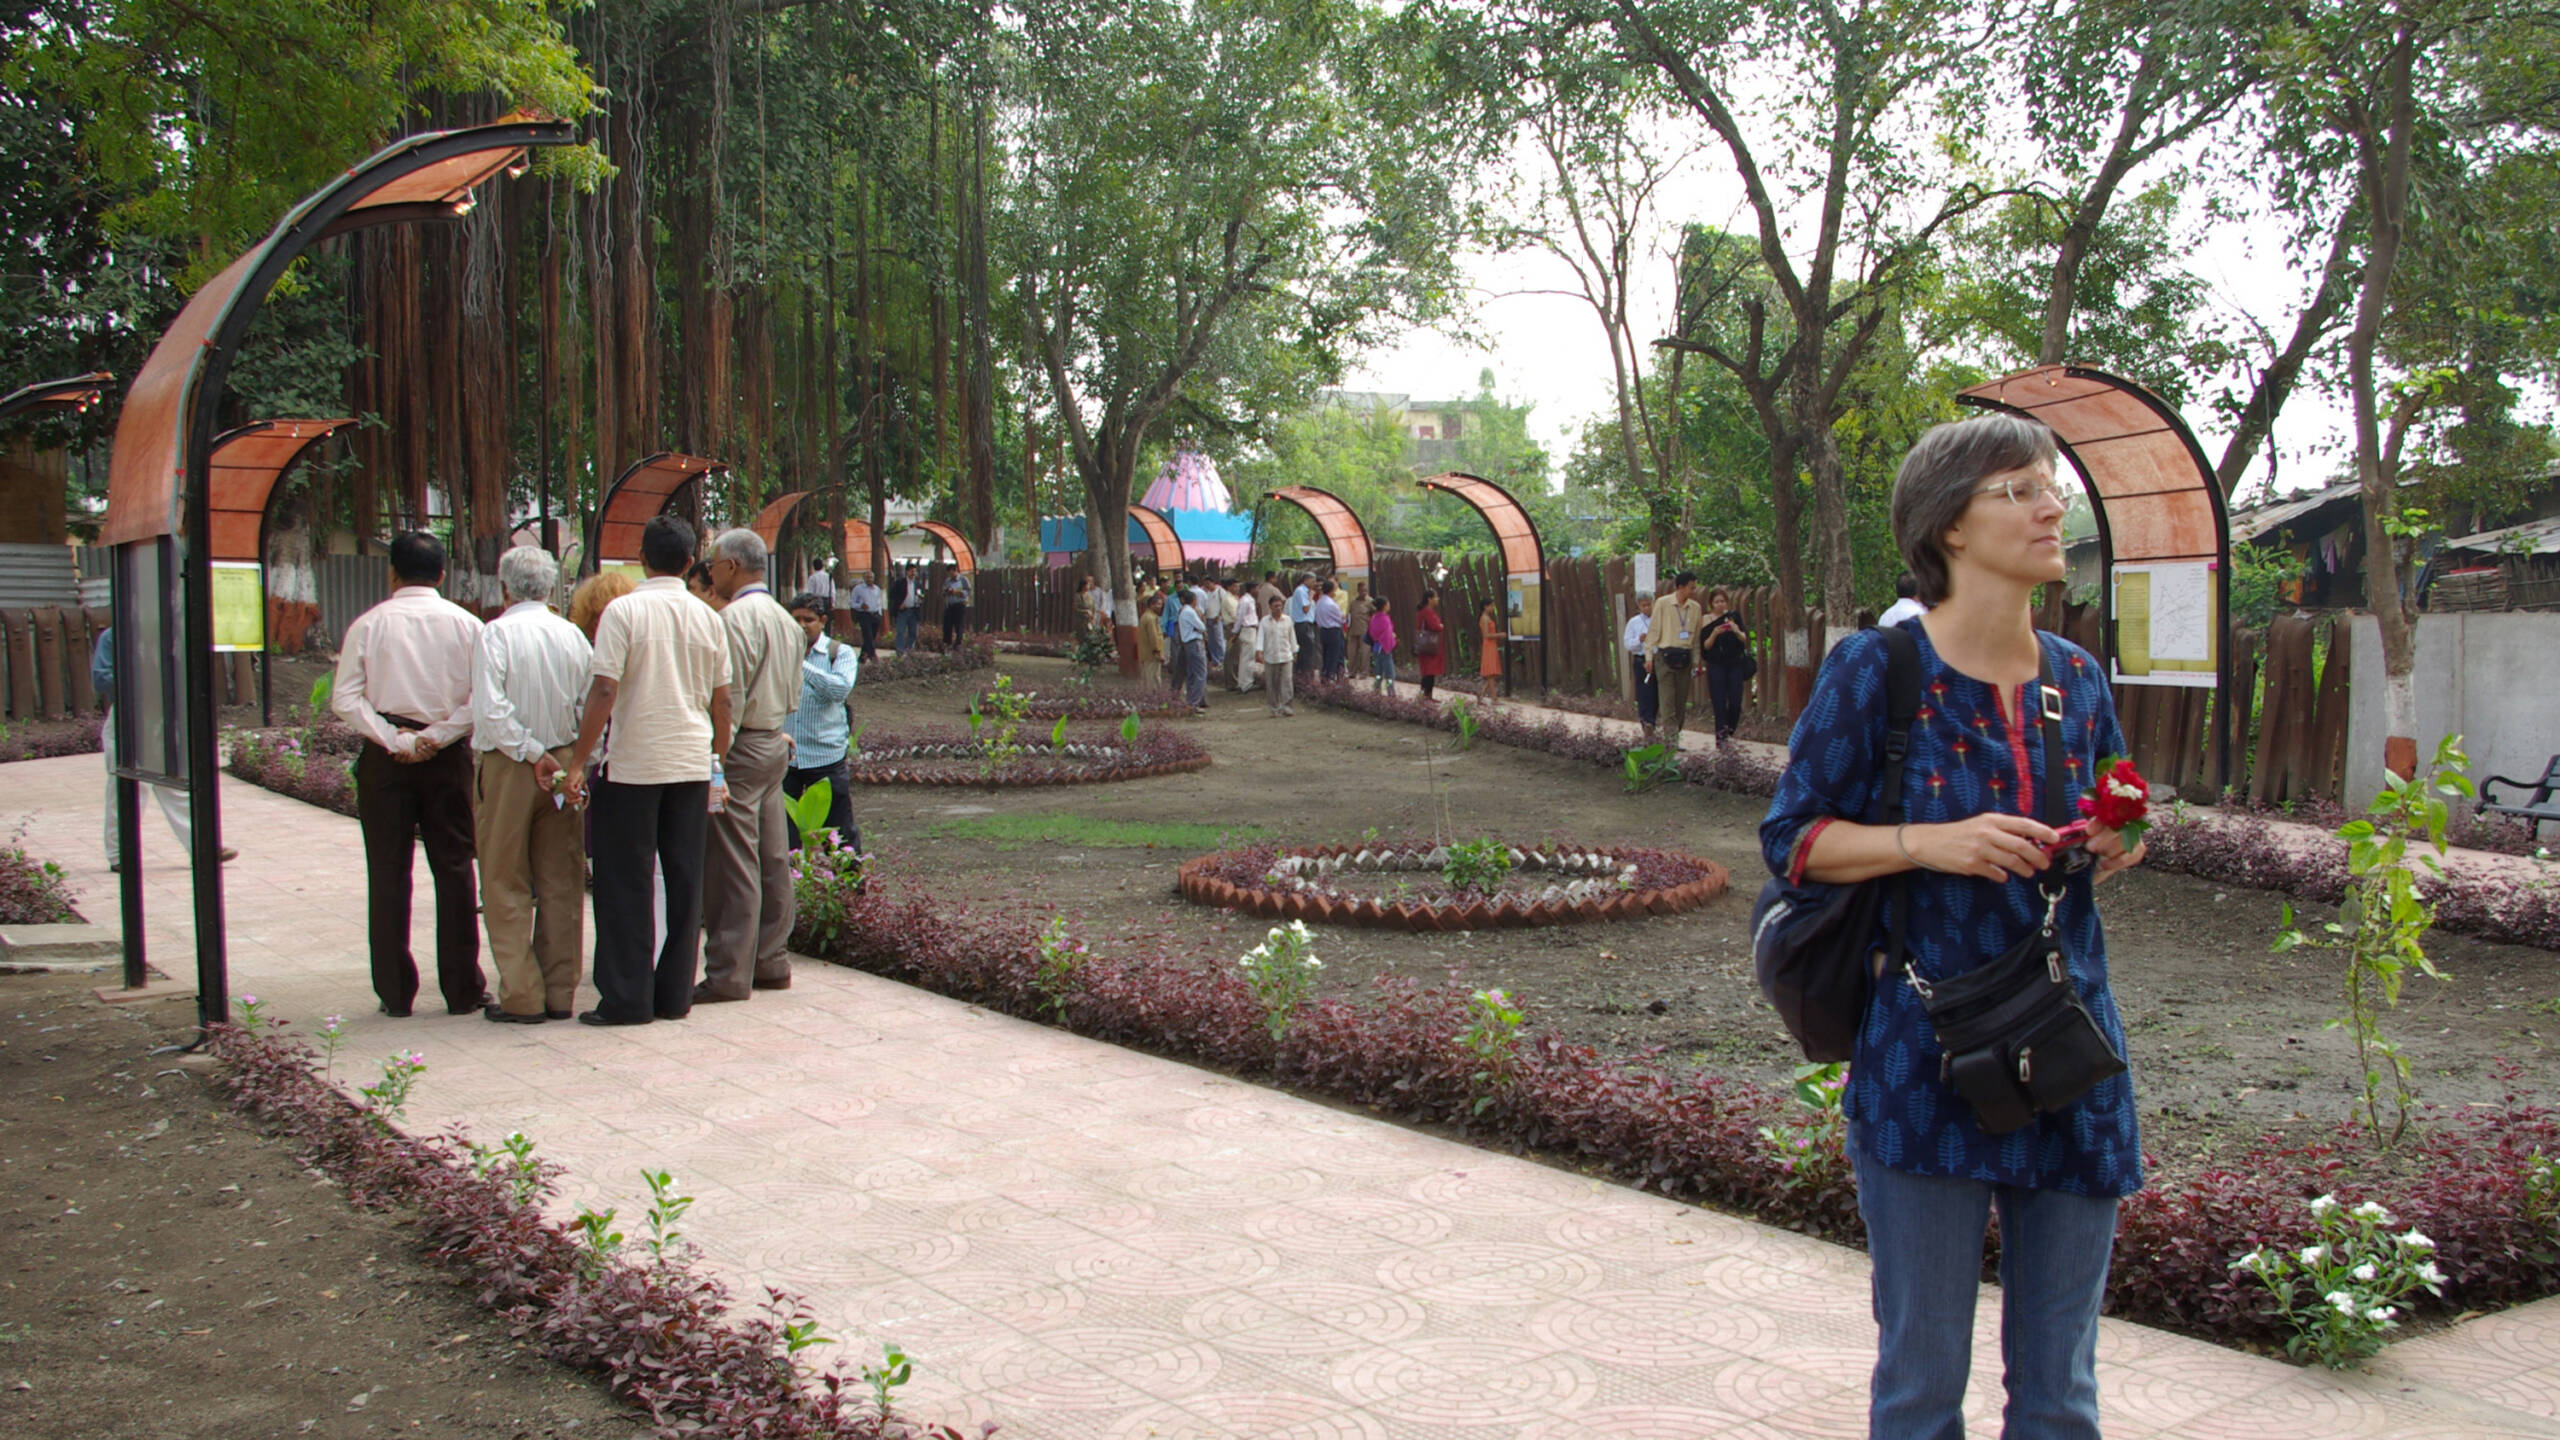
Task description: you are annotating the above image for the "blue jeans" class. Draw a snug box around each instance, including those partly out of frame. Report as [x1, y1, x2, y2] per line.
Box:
[893, 610, 920, 653]
[1370, 643, 1395, 688]
[1852, 1143, 2118, 1440]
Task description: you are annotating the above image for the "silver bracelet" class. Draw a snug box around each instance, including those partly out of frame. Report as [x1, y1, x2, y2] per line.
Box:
[1895, 823, 1927, 871]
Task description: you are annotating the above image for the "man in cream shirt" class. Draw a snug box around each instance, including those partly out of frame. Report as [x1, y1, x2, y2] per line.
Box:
[558, 515, 732, 1026]
[334, 532, 488, 1018]
[472, 546, 592, 1024]
[1642, 570, 1704, 746]
[698, 528, 806, 1002]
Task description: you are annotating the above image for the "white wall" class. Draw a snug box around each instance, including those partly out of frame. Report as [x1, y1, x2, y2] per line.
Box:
[2345, 612, 2560, 809]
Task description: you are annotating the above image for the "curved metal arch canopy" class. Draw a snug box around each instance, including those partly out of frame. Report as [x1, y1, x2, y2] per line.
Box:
[1418, 471, 1544, 579]
[1263, 485, 1372, 579]
[208, 419, 356, 562]
[587, 452, 728, 568]
[842, 519, 876, 573]
[98, 118, 575, 1033]
[0, 371, 113, 425]
[909, 521, 976, 575]
[746, 490, 814, 553]
[1127, 504, 1186, 573]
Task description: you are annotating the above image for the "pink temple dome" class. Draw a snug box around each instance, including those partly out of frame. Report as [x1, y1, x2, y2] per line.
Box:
[1142, 448, 1233, 513]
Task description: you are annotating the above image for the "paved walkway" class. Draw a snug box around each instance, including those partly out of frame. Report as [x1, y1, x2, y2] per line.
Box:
[12, 751, 2559, 1438]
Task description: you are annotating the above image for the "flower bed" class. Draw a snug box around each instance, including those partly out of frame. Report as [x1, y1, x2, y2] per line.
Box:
[0, 835, 80, 924]
[796, 877, 2560, 1354]
[205, 1021, 981, 1438]
[861, 638, 996, 684]
[1181, 840, 1727, 931]
[225, 722, 361, 818]
[0, 715, 104, 763]
[963, 684, 1191, 721]
[847, 724, 1209, 787]
[1308, 681, 2560, 951]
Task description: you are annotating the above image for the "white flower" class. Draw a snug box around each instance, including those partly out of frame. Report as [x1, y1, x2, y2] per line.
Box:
[2232, 1250, 2268, 1273]
[1302, 956, 1323, 970]
[2105, 777, 2146, 801]
[2327, 1290, 2357, 1316]
[2352, 1262, 2378, 1282]
[2416, 1261, 2446, 1286]
[2365, 1306, 2396, 1324]
[2299, 1245, 2330, 1266]
[2352, 1201, 2393, 1224]
[2308, 1193, 2339, 1216]
[2399, 1230, 2436, 1252]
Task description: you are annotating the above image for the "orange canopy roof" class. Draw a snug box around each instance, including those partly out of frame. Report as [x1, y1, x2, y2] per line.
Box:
[207, 419, 355, 561]
[1419, 472, 1543, 579]
[909, 521, 975, 574]
[1956, 365, 2228, 567]
[1265, 485, 1372, 578]
[590, 452, 726, 565]
[747, 490, 814, 554]
[1128, 504, 1186, 572]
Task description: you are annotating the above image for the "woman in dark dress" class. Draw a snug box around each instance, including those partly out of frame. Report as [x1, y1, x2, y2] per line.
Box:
[1700, 585, 1751, 744]
[1414, 590, 1447, 699]
[1760, 413, 2146, 1440]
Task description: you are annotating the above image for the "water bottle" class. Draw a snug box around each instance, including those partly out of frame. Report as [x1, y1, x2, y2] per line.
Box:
[708, 757, 728, 815]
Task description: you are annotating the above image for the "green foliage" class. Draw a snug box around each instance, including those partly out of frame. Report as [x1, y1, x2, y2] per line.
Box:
[789, 831, 868, 955]
[358, 1048, 427, 1126]
[1033, 915, 1088, 1023]
[2230, 1196, 2446, 1368]
[640, 1168, 694, 1265]
[1441, 837, 1513, 897]
[2272, 734, 2472, 1148]
[1119, 711, 1143, 746]
[1757, 1061, 1850, 1195]
[1447, 695, 1479, 751]
[1235, 920, 1323, 1041]
[1622, 742, 1680, 793]
[1454, 987, 1525, 1112]
[783, 779, 834, 841]
[2230, 540, 2305, 629]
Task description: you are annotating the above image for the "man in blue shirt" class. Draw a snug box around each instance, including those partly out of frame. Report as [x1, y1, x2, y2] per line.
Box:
[1175, 590, 1209, 713]
[1312, 581, 1348, 682]
[1287, 574, 1318, 679]
[782, 592, 863, 851]
[92, 629, 231, 870]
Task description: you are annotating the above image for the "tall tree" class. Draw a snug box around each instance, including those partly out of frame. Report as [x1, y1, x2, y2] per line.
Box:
[1005, 0, 1460, 670]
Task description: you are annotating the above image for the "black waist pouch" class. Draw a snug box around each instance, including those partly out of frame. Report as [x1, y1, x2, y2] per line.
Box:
[1906, 640, 2124, 1134]
[1909, 895, 2124, 1133]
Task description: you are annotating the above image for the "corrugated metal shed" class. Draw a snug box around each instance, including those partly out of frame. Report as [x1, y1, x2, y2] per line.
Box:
[0, 543, 79, 609]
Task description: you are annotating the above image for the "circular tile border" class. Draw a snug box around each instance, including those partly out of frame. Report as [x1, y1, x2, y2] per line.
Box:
[1178, 842, 1727, 932]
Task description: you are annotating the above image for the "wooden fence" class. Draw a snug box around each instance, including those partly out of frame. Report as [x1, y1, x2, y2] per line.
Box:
[951, 556, 2357, 806]
[1, 606, 274, 724]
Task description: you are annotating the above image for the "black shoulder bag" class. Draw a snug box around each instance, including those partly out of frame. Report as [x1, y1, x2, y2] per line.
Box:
[1751, 623, 1922, 1062]
[1904, 638, 2126, 1134]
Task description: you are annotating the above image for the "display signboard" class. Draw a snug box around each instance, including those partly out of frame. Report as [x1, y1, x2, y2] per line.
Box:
[2111, 560, 2218, 688]
[1506, 575, 1542, 639]
[211, 561, 264, 652]
[110, 539, 189, 785]
[1632, 551, 1656, 601]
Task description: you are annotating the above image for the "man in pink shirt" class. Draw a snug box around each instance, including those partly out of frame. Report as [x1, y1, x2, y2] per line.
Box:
[332, 532, 488, 1018]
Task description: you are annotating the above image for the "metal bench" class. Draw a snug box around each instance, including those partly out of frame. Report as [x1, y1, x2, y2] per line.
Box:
[2479, 755, 2560, 842]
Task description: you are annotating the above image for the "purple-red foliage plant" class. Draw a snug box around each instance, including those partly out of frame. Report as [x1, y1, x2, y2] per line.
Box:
[808, 877, 2560, 1348]
[1304, 681, 1785, 797]
[205, 1022, 988, 1439]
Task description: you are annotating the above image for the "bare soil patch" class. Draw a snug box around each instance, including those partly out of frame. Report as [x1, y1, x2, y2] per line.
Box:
[0, 972, 638, 1439]
[851, 654, 2560, 1180]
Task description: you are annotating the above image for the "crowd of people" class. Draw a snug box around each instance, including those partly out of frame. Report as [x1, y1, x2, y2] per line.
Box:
[324, 516, 861, 1027]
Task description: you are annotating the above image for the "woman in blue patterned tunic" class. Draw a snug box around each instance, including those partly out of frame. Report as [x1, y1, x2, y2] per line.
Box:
[1760, 413, 2147, 1440]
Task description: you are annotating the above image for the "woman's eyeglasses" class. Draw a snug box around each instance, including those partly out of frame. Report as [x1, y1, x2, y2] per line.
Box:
[1973, 475, 2070, 507]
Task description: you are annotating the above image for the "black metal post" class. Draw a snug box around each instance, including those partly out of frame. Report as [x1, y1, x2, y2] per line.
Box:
[112, 558, 147, 992]
[183, 471, 228, 1034]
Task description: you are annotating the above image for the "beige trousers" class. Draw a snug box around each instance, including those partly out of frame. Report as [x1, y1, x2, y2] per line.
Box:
[474, 747, 586, 1016]
[700, 728, 796, 997]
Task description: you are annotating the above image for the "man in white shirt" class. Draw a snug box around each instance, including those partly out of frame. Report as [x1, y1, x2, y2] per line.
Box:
[699, 528, 806, 1003]
[559, 515, 733, 1026]
[846, 572, 886, 663]
[803, 558, 835, 618]
[1622, 602, 1657, 737]
[472, 546, 593, 1024]
[1878, 571, 1928, 628]
[332, 532, 487, 1018]
[891, 562, 924, 654]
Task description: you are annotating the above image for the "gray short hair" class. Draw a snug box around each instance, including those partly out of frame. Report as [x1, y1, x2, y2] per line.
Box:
[1891, 413, 2061, 605]
[498, 545, 556, 604]
[710, 527, 768, 571]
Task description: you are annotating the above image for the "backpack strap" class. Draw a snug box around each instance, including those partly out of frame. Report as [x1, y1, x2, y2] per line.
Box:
[2034, 632, 2070, 904]
[1875, 621, 1923, 980]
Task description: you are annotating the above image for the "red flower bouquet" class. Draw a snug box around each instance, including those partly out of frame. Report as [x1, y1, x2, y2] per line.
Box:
[2077, 755, 2152, 845]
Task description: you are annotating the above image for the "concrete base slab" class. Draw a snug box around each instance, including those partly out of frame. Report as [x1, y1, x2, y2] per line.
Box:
[0, 921, 122, 965]
[92, 974, 195, 1006]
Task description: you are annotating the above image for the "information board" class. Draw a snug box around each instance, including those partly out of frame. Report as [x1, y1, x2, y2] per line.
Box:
[211, 561, 264, 652]
[2111, 560, 2217, 688]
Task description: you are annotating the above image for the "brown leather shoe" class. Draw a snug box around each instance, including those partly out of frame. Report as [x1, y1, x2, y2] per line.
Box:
[690, 986, 749, 1004]
[751, 975, 792, 991]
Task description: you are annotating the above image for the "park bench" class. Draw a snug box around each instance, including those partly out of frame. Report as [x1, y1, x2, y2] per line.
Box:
[2478, 756, 2560, 842]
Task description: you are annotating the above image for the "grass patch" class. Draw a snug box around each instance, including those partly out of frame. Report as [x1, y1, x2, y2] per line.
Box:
[927, 813, 1275, 852]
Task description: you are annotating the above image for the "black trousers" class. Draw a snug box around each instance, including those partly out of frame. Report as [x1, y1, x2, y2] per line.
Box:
[941, 602, 966, 647]
[1635, 660, 1659, 730]
[354, 742, 482, 1014]
[784, 758, 860, 852]
[1707, 660, 1749, 740]
[1318, 626, 1346, 681]
[1295, 622, 1318, 675]
[587, 777, 710, 1023]
[853, 612, 880, 662]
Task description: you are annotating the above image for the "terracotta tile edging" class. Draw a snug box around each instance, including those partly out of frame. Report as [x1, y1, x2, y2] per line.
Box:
[1174, 844, 1731, 934]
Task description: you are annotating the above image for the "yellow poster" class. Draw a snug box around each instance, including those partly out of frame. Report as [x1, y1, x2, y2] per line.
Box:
[1506, 575, 1542, 638]
[211, 561, 264, 652]
[2111, 563, 2216, 687]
